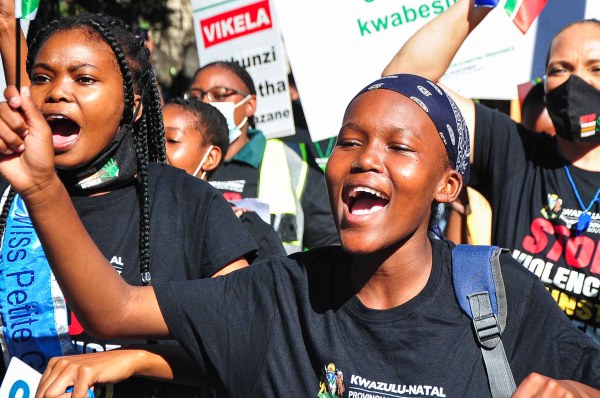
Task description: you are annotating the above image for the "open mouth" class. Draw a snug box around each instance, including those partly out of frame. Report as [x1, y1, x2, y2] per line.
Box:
[347, 186, 389, 216]
[46, 115, 80, 151]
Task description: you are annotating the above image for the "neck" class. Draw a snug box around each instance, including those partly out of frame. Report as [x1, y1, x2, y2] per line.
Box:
[225, 129, 250, 161]
[558, 137, 600, 171]
[351, 231, 433, 310]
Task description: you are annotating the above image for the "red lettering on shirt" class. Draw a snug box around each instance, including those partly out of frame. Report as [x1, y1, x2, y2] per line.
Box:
[566, 236, 595, 268]
[68, 307, 84, 336]
[522, 217, 600, 274]
[522, 218, 553, 254]
[546, 225, 570, 261]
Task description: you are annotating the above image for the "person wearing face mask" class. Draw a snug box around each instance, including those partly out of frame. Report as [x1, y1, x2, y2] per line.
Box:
[384, 0, 600, 344]
[184, 61, 339, 254]
[163, 98, 286, 262]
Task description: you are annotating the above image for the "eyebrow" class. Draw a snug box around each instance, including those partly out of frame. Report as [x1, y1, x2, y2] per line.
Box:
[341, 122, 421, 141]
[32, 62, 101, 72]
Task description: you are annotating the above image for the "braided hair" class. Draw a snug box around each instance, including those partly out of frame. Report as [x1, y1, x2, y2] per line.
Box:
[0, 13, 166, 285]
[193, 61, 257, 128]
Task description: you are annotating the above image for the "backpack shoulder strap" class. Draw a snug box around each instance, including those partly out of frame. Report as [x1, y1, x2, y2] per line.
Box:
[452, 244, 516, 398]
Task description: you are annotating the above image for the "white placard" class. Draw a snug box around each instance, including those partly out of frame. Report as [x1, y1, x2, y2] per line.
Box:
[272, 0, 599, 142]
[0, 357, 41, 398]
[191, 0, 294, 139]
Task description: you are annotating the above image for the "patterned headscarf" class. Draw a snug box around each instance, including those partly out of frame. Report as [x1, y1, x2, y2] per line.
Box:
[353, 74, 470, 183]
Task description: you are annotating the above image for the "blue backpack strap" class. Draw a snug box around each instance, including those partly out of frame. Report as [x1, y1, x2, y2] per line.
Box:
[452, 244, 516, 398]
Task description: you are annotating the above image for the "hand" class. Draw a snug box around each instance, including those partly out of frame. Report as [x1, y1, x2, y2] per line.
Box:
[513, 373, 600, 398]
[0, 85, 56, 198]
[0, 0, 14, 21]
[36, 351, 145, 398]
[232, 206, 249, 218]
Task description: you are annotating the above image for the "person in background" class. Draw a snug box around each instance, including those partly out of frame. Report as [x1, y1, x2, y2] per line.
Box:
[383, 0, 600, 343]
[163, 97, 286, 262]
[185, 61, 339, 253]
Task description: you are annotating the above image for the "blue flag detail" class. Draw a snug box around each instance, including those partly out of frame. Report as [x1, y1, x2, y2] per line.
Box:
[474, 0, 499, 6]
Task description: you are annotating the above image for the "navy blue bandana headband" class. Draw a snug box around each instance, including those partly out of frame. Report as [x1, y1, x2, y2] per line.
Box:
[354, 74, 470, 183]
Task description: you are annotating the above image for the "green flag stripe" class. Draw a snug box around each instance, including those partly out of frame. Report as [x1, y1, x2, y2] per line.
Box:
[22, 0, 40, 16]
[504, 0, 518, 16]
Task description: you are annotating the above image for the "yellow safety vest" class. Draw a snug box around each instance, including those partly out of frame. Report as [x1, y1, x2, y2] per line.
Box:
[258, 139, 309, 254]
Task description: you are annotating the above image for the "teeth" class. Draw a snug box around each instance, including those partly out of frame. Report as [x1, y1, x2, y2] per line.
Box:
[45, 115, 68, 121]
[350, 186, 389, 200]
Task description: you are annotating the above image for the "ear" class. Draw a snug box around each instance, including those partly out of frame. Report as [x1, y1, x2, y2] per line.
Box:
[133, 94, 144, 122]
[243, 95, 257, 119]
[434, 169, 463, 204]
[201, 146, 222, 173]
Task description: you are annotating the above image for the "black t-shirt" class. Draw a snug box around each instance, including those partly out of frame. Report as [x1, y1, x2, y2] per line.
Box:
[473, 104, 600, 343]
[238, 211, 287, 262]
[0, 163, 257, 397]
[154, 239, 600, 397]
[209, 137, 339, 250]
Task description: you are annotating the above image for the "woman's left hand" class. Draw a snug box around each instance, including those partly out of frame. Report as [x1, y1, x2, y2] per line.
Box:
[0, 86, 56, 199]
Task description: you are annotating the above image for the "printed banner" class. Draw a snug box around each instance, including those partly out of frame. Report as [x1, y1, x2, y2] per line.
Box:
[191, 0, 295, 139]
[272, 0, 599, 142]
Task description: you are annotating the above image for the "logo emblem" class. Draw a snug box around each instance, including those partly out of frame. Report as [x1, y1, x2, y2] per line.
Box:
[540, 193, 562, 220]
[317, 363, 345, 398]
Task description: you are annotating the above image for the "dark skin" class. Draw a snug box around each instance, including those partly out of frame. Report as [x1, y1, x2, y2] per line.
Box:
[327, 90, 461, 309]
[163, 104, 222, 178]
[0, 83, 596, 397]
[189, 65, 256, 161]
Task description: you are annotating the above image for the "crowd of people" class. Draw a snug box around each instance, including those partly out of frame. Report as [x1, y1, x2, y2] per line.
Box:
[0, 0, 599, 397]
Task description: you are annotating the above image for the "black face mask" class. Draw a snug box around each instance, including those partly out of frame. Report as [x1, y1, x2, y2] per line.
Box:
[545, 75, 600, 142]
[57, 123, 138, 195]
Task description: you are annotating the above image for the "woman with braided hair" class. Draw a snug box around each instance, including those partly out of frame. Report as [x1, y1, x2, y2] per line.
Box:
[0, 11, 256, 398]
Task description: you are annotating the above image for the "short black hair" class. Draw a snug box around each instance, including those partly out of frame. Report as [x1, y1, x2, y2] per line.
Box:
[166, 98, 229, 168]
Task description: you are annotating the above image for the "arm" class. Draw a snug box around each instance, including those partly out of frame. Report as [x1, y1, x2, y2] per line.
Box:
[212, 257, 248, 277]
[382, 0, 493, 162]
[36, 347, 200, 398]
[0, 0, 30, 87]
[0, 86, 169, 339]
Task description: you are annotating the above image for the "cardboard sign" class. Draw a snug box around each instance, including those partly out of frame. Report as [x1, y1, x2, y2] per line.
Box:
[191, 0, 295, 139]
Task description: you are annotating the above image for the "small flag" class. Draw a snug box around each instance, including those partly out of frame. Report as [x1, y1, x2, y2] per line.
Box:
[15, 0, 39, 20]
[474, 0, 499, 6]
[504, 0, 548, 34]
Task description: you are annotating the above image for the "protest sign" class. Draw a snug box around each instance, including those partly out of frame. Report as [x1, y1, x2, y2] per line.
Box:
[191, 0, 294, 139]
[273, 0, 599, 142]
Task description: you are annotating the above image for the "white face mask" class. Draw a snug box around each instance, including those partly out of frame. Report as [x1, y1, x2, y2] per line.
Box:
[209, 95, 251, 144]
[192, 145, 214, 180]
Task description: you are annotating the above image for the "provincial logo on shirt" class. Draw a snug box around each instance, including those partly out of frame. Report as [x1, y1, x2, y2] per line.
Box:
[318, 363, 345, 398]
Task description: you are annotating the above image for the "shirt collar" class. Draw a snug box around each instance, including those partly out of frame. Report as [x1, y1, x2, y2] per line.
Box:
[228, 129, 266, 168]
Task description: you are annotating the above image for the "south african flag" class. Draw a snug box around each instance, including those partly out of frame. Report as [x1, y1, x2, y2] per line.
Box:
[504, 0, 548, 34]
[15, 0, 39, 20]
[475, 0, 548, 35]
